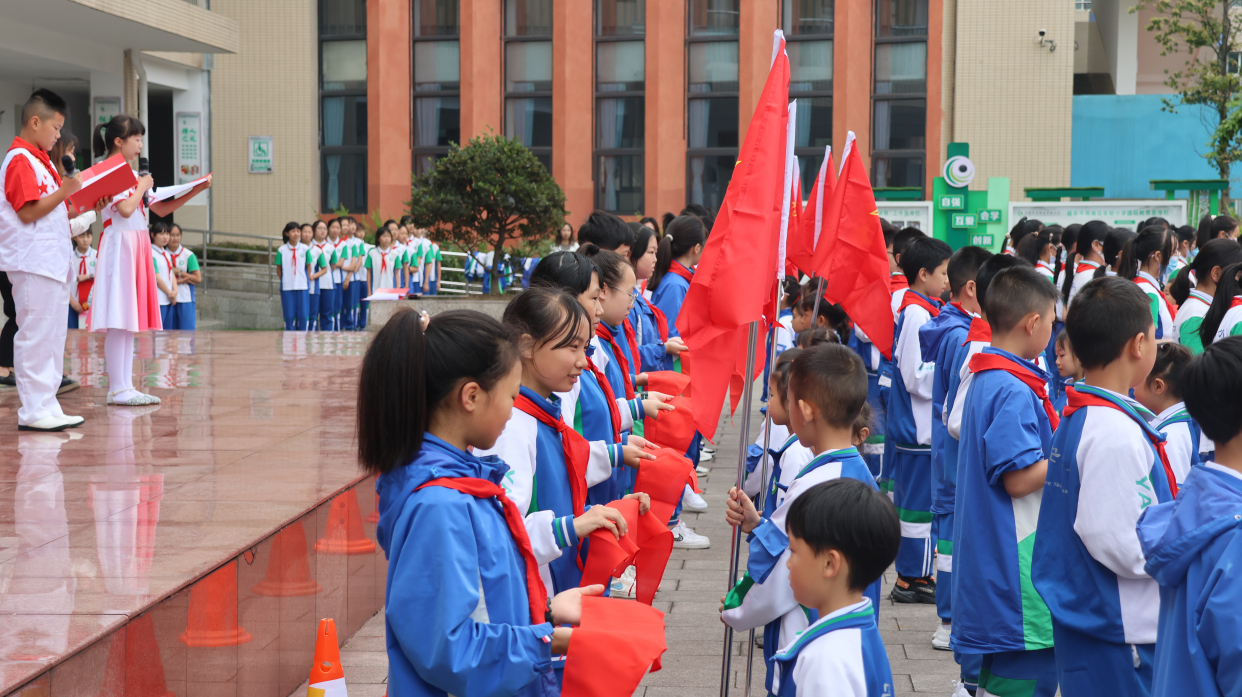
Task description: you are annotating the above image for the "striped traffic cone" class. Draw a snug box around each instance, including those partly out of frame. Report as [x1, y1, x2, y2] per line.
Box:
[307, 618, 347, 697]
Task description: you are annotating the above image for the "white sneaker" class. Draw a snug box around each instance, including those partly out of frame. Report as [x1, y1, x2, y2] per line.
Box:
[670, 520, 710, 549]
[610, 566, 637, 599]
[18, 414, 79, 432]
[682, 485, 708, 513]
[696, 464, 710, 475]
[951, 681, 973, 697]
[932, 623, 952, 651]
[698, 449, 715, 462]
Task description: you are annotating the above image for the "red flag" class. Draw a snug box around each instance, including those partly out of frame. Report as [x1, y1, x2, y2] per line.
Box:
[635, 445, 701, 524]
[678, 31, 790, 441]
[579, 498, 673, 606]
[643, 395, 697, 453]
[787, 146, 835, 276]
[818, 133, 894, 358]
[562, 596, 668, 697]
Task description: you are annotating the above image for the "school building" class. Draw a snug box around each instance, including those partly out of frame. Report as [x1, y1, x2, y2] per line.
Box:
[0, 0, 1229, 238]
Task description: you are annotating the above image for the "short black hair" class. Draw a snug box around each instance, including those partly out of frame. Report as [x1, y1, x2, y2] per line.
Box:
[1146, 342, 1192, 400]
[1064, 276, 1154, 370]
[789, 344, 868, 428]
[578, 211, 635, 251]
[947, 246, 993, 295]
[531, 251, 599, 295]
[900, 236, 953, 283]
[975, 254, 1030, 314]
[770, 348, 802, 407]
[786, 478, 900, 592]
[21, 89, 67, 125]
[983, 266, 1059, 334]
[891, 227, 925, 258]
[1184, 336, 1242, 443]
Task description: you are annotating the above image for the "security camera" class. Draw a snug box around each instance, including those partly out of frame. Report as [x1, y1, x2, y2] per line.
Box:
[1039, 29, 1046, 37]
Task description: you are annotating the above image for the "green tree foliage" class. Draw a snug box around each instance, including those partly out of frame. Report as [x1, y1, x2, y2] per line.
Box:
[407, 133, 567, 294]
[1135, 0, 1242, 197]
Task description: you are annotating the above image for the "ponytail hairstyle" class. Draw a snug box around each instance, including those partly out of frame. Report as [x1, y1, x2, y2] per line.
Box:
[1212, 215, 1239, 240]
[357, 309, 518, 474]
[1168, 266, 1193, 306]
[531, 251, 600, 295]
[1017, 228, 1055, 266]
[661, 211, 676, 234]
[281, 221, 301, 244]
[1095, 227, 1135, 279]
[1144, 342, 1192, 400]
[579, 244, 634, 287]
[1196, 213, 1215, 251]
[1191, 238, 1242, 292]
[92, 114, 145, 158]
[1200, 262, 1242, 347]
[1058, 223, 1080, 286]
[1173, 225, 1196, 255]
[782, 276, 802, 307]
[503, 285, 591, 352]
[1118, 226, 1171, 281]
[1064, 220, 1110, 301]
[649, 214, 707, 291]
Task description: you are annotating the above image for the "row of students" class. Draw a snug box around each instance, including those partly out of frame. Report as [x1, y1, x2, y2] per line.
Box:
[148, 222, 200, 330]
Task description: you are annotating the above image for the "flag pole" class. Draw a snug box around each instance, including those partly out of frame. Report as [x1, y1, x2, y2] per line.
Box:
[720, 320, 761, 697]
[810, 276, 826, 327]
[742, 314, 782, 697]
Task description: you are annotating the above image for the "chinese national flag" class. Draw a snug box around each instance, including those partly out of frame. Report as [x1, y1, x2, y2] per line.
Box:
[816, 133, 894, 358]
[787, 146, 835, 277]
[677, 31, 790, 442]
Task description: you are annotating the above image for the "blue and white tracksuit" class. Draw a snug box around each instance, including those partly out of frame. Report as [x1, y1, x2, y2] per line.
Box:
[770, 598, 893, 697]
[1151, 402, 1204, 487]
[848, 325, 886, 478]
[629, 292, 675, 372]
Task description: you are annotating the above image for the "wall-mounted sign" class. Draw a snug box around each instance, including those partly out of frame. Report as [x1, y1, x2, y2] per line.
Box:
[249, 136, 273, 174]
[176, 112, 202, 185]
[1009, 200, 1188, 227]
[877, 202, 933, 231]
[944, 155, 975, 188]
[952, 213, 977, 228]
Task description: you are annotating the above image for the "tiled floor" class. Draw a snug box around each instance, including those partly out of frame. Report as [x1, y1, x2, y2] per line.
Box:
[0, 330, 384, 695]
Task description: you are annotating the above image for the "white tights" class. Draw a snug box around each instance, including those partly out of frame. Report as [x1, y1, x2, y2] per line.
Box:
[104, 329, 141, 400]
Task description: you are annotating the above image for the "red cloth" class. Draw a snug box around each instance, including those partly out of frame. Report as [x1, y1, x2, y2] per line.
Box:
[643, 395, 696, 453]
[816, 140, 896, 359]
[963, 317, 991, 346]
[645, 371, 690, 397]
[416, 477, 549, 625]
[968, 352, 1060, 430]
[578, 498, 674, 607]
[677, 349, 691, 376]
[667, 261, 693, 284]
[1063, 387, 1178, 497]
[622, 319, 641, 376]
[1076, 261, 1100, 274]
[648, 302, 670, 342]
[898, 291, 942, 318]
[76, 252, 94, 306]
[585, 356, 623, 442]
[677, 39, 790, 442]
[1232, 296, 1242, 310]
[1134, 277, 1177, 324]
[561, 596, 667, 697]
[634, 445, 701, 524]
[596, 324, 636, 399]
[787, 151, 836, 279]
[5, 137, 61, 211]
[890, 273, 909, 292]
[514, 394, 590, 515]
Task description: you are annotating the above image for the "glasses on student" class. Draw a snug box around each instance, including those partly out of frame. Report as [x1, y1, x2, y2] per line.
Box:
[609, 285, 636, 305]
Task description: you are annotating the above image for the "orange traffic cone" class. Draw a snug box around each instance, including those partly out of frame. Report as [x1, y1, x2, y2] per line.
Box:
[179, 560, 253, 647]
[94, 614, 176, 697]
[315, 490, 377, 555]
[365, 492, 379, 524]
[252, 523, 323, 597]
[307, 618, 348, 696]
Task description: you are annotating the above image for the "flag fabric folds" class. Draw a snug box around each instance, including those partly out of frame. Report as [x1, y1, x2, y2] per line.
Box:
[561, 596, 668, 697]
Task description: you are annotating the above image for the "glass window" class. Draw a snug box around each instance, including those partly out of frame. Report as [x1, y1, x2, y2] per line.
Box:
[597, 97, 645, 149]
[873, 99, 925, 151]
[414, 0, 460, 36]
[598, 0, 645, 36]
[798, 152, 825, 199]
[783, 0, 833, 35]
[506, 97, 553, 148]
[323, 153, 367, 212]
[876, 0, 928, 38]
[506, 42, 552, 92]
[688, 98, 738, 149]
[598, 155, 644, 213]
[321, 96, 367, 147]
[320, 0, 366, 35]
[792, 97, 831, 148]
[688, 42, 739, 92]
[874, 43, 926, 94]
[506, 0, 553, 36]
[596, 42, 645, 92]
[321, 40, 366, 90]
[688, 155, 735, 210]
[689, 0, 740, 36]
[788, 40, 832, 92]
[414, 41, 461, 91]
[414, 97, 461, 147]
[871, 155, 925, 188]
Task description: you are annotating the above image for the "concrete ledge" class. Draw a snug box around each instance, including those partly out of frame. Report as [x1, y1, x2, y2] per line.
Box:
[366, 296, 513, 330]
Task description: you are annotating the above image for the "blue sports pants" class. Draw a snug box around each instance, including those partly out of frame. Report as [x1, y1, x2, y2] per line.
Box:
[978, 648, 1058, 697]
[892, 446, 935, 578]
[1053, 620, 1154, 697]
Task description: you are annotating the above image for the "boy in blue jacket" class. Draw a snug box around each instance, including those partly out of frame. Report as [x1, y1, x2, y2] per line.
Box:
[1032, 276, 1175, 697]
[1138, 335, 1242, 697]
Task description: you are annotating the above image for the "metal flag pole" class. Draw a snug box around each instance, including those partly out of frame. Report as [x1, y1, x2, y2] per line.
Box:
[742, 318, 783, 697]
[809, 276, 826, 329]
[720, 321, 761, 697]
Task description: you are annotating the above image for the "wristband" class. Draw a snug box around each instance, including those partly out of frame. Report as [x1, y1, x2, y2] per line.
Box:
[640, 391, 650, 400]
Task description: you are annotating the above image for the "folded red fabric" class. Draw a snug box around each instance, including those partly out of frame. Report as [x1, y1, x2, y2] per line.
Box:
[643, 395, 696, 453]
[562, 596, 668, 697]
[580, 498, 673, 606]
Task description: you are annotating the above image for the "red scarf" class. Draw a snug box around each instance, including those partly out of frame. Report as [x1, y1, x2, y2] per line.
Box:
[9, 137, 61, 187]
[648, 301, 670, 342]
[515, 394, 590, 515]
[1064, 387, 1178, 498]
[1134, 276, 1176, 325]
[1232, 295, 1242, 310]
[379, 247, 389, 275]
[585, 356, 623, 442]
[968, 353, 1060, 429]
[76, 250, 94, 306]
[595, 325, 636, 399]
[622, 319, 641, 374]
[898, 291, 941, 317]
[1076, 260, 1101, 275]
[416, 477, 548, 624]
[668, 260, 693, 283]
[890, 272, 909, 292]
[963, 317, 991, 346]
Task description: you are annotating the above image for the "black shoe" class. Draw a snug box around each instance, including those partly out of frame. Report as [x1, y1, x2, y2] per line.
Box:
[0, 372, 15, 387]
[58, 376, 80, 395]
[890, 575, 937, 604]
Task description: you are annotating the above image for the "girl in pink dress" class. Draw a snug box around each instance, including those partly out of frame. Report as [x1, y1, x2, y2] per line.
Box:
[89, 116, 211, 406]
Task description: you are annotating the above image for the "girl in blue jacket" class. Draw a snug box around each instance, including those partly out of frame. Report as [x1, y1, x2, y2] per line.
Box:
[647, 215, 706, 345]
[362, 308, 603, 697]
[627, 226, 687, 372]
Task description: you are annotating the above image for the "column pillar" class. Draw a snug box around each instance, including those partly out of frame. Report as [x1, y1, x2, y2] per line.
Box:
[553, 0, 594, 227]
[366, 0, 411, 219]
[738, 0, 778, 141]
[645, 0, 686, 219]
[834, 0, 873, 171]
[460, 0, 503, 140]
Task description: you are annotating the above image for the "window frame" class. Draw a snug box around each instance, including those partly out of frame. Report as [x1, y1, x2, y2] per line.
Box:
[871, 0, 927, 193]
[504, 1, 553, 170]
[319, 0, 367, 212]
[685, 0, 740, 212]
[783, 1, 834, 198]
[594, 0, 646, 213]
[411, 0, 461, 176]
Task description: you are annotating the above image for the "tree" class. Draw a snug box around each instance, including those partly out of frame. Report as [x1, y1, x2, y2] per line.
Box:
[407, 133, 567, 295]
[1135, 0, 1242, 201]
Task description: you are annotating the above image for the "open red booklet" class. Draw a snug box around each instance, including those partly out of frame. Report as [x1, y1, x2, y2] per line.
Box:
[68, 154, 136, 214]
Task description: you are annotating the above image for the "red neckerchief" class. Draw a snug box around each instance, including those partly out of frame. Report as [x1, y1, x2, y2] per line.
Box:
[1076, 260, 1101, 275]
[890, 272, 909, 292]
[668, 260, 693, 283]
[8, 137, 61, 187]
[416, 477, 549, 624]
[1063, 386, 1178, 498]
[585, 355, 624, 442]
[1231, 295, 1242, 310]
[622, 319, 640, 379]
[1036, 260, 1054, 276]
[969, 352, 1060, 429]
[77, 249, 89, 276]
[1134, 275, 1176, 324]
[898, 291, 941, 317]
[595, 324, 637, 399]
[949, 301, 969, 316]
[160, 249, 176, 284]
[378, 246, 390, 275]
[647, 299, 670, 342]
[514, 394, 589, 515]
[76, 249, 94, 305]
[963, 317, 991, 346]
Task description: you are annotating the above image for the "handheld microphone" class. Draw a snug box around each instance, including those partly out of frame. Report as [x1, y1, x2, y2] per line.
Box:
[61, 155, 76, 177]
[138, 157, 152, 206]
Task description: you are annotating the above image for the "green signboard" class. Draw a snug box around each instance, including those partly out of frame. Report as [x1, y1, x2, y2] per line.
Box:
[977, 209, 1001, 223]
[939, 194, 965, 210]
[970, 234, 995, 247]
[952, 213, 977, 228]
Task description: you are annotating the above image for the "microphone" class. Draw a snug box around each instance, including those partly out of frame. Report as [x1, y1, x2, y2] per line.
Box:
[138, 157, 152, 206]
[61, 155, 76, 177]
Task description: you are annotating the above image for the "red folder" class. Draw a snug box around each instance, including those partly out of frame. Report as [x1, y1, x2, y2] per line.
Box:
[69, 154, 136, 214]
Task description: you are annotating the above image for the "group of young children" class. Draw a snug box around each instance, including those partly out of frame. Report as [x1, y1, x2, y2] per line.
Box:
[274, 215, 444, 331]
